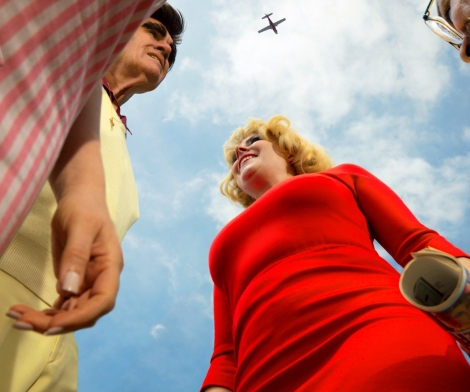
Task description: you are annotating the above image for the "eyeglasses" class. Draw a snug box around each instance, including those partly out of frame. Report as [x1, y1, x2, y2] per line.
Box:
[423, 0, 464, 50]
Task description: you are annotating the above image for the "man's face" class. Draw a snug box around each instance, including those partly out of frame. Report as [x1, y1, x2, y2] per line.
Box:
[117, 17, 174, 92]
[438, 0, 470, 62]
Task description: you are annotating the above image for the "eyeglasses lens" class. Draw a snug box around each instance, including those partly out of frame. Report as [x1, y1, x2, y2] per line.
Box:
[425, 19, 463, 45]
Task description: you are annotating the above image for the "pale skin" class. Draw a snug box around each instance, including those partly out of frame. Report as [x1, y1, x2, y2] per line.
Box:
[6, 17, 174, 334]
[231, 135, 296, 200]
[437, 0, 470, 62]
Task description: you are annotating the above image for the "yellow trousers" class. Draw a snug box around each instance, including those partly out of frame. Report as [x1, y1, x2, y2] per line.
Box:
[0, 270, 78, 392]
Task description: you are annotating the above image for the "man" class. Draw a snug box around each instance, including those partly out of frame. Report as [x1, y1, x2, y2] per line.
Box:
[0, 4, 185, 391]
[437, 0, 470, 62]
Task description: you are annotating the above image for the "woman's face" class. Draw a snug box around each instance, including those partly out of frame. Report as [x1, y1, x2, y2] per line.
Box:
[231, 134, 296, 200]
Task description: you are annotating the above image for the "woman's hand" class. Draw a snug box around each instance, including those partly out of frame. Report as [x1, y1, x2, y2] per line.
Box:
[6, 83, 123, 334]
[457, 257, 470, 272]
[6, 186, 123, 334]
[7, 192, 122, 334]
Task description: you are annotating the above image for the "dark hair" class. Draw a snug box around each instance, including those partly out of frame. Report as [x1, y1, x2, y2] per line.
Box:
[151, 4, 185, 70]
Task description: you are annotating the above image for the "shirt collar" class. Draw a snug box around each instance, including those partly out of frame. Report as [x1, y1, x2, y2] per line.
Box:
[102, 78, 132, 135]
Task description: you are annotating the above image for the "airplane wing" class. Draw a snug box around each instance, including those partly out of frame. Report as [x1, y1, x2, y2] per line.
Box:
[258, 25, 273, 33]
[274, 18, 286, 26]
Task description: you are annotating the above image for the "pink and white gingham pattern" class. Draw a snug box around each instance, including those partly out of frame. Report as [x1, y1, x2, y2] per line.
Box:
[0, 0, 165, 255]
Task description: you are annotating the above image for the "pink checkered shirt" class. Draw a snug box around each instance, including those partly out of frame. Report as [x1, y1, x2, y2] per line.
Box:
[0, 0, 165, 254]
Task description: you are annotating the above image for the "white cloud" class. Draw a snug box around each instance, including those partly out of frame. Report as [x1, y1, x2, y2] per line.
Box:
[463, 128, 470, 142]
[134, 177, 172, 224]
[167, 0, 449, 127]
[171, 176, 205, 212]
[178, 56, 203, 72]
[377, 155, 470, 230]
[332, 114, 470, 232]
[122, 234, 181, 295]
[205, 172, 243, 228]
[135, 166, 243, 229]
[133, 171, 208, 225]
[186, 292, 213, 320]
[150, 324, 166, 339]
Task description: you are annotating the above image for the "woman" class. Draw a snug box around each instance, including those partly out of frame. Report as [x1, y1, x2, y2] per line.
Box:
[0, 4, 182, 390]
[201, 115, 470, 392]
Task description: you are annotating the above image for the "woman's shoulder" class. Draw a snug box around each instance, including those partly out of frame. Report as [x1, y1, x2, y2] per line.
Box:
[292, 164, 373, 183]
[323, 163, 370, 176]
[311, 163, 376, 193]
[283, 164, 370, 185]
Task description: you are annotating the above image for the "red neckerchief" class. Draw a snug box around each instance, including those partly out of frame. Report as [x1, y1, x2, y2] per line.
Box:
[102, 78, 132, 135]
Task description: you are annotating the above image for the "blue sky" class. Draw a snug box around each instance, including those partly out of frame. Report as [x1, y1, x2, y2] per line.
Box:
[76, 0, 470, 390]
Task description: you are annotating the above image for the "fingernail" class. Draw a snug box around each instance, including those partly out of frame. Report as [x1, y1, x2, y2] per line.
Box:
[6, 311, 21, 320]
[62, 271, 80, 294]
[13, 321, 33, 331]
[44, 327, 64, 336]
[61, 299, 71, 311]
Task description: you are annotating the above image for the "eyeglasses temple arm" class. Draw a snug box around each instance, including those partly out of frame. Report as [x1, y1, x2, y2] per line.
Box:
[423, 0, 434, 19]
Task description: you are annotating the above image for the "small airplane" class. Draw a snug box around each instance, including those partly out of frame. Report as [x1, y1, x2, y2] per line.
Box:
[258, 13, 286, 34]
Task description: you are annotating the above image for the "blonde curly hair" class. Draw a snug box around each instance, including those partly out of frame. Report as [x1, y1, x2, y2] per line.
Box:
[220, 115, 334, 207]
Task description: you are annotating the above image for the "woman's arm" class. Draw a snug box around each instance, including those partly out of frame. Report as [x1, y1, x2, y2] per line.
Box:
[8, 83, 123, 334]
[331, 164, 469, 266]
[200, 286, 236, 391]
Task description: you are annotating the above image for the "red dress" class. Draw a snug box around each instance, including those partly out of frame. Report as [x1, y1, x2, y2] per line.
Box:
[201, 164, 470, 392]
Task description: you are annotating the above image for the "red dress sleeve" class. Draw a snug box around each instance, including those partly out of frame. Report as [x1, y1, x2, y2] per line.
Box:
[200, 286, 235, 392]
[328, 164, 469, 267]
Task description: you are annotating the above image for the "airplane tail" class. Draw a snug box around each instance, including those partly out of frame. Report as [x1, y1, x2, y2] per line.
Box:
[262, 13, 273, 19]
